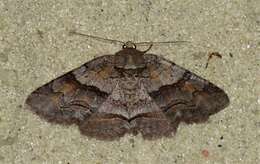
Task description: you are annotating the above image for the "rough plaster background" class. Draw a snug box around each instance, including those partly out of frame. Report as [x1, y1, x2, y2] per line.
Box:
[0, 0, 259, 163]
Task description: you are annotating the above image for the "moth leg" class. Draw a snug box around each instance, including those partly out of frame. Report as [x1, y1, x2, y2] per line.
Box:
[79, 113, 130, 140]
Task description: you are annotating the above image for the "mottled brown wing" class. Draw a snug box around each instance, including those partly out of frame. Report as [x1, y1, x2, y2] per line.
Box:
[72, 55, 119, 93]
[144, 54, 229, 124]
[25, 55, 116, 125]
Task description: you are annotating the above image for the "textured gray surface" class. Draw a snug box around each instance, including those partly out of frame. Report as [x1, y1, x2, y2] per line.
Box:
[0, 0, 259, 163]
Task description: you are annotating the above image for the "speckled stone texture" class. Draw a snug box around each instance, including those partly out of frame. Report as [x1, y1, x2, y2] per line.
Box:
[0, 0, 259, 163]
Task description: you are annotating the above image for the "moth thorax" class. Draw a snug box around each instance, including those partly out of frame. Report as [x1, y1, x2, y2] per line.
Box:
[115, 48, 146, 69]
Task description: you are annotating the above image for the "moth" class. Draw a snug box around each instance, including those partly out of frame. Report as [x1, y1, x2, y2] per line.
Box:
[26, 39, 229, 140]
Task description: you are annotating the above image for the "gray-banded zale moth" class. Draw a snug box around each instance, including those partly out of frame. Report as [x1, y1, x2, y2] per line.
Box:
[26, 41, 229, 140]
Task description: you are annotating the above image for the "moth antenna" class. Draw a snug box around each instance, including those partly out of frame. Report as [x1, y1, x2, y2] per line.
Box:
[70, 30, 193, 53]
[142, 44, 153, 53]
[135, 40, 191, 53]
[69, 30, 125, 45]
[136, 41, 191, 51]
[135, 40, 191, 46]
